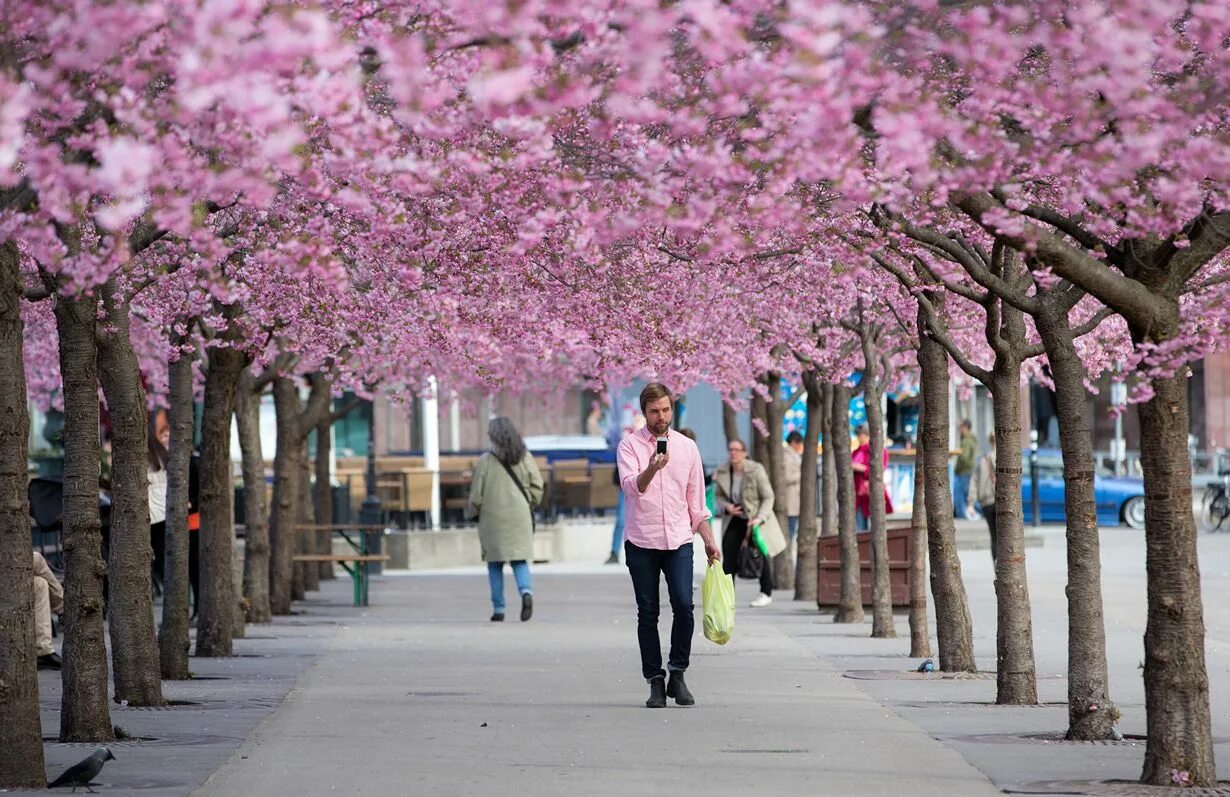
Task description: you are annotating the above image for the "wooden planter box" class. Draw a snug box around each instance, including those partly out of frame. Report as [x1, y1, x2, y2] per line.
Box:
[816, 523, 913, 607]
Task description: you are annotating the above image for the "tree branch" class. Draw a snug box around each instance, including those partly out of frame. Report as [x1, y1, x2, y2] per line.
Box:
[328, 397, 362, 424]
[954, 192, 1169, 328]
[894, 216, 1038, 314]
[993, 192, 1118, 259]
[1069, 305, 1116, 340]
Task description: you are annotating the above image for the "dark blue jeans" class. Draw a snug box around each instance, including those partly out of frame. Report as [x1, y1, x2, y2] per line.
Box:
[625, 541, 694, 682]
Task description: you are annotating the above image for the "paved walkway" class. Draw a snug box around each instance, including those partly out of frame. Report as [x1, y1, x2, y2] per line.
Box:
[198, 567, 1000, 797]
[25, 525, 1230, 796]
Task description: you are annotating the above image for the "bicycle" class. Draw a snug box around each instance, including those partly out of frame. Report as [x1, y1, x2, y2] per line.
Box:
[1200, 469, 1230, 532]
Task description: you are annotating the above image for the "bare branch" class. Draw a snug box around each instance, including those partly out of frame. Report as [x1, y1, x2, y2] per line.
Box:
[955, 192, 1168, 328]
[994, 192, 1118, 258]
[656, 244, 694, 263]
[1070, 305, 1116, 339]
[328, 397, 363, 424]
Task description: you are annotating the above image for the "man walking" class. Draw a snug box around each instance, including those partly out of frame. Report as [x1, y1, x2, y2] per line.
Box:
[617, 383, 721, 708]
[953, 419, 976, 518]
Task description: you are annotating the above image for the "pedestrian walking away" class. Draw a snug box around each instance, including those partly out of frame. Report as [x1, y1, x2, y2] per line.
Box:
[617, 383, 720, 708]
[713, 439, 787, 608]
[971, 432, 997, 563]
[467, 417, 545, 623]
[953, 419, 976, 518]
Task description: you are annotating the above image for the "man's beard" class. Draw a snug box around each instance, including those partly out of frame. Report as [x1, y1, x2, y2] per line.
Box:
[650, 420, 670, 435]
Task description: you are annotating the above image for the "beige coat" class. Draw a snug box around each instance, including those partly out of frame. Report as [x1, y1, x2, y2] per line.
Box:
[467, 451, 545, 562]
[783, 447, 802, 517]
[711, 459, 787, 557]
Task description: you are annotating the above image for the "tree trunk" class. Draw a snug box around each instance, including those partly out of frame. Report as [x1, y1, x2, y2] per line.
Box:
[195, 345, 243, 657]
[0, 243, 45, 787]
[908, 403, 931, 658]
[722, 400, 740, 447]
[53, 291, 114, 741]
[270, 377, 303, 615]
[831, 382, 863, 624]
[821, 384, 837, 541]
[763, 373, 793, 590]
[860, 331, 895, 638]
[818, 383, 838, 611]
[918, 307, 976, 672]
[314, 415, 335, 580]
[750, 389, 769, 466]
[794, 372, 821, 601]
[236, 369, 272, 623]
[1137, 372, 1214, 784]
[299, 449, 319, 593]
[96, 280, 163, 705]
[159, 336, 194, 679]
[989, 358, 1037, 703]
[1036, 304, 1117, 739]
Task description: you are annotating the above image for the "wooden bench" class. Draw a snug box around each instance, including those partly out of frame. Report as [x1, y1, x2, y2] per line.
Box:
[292, 553, 390, 606]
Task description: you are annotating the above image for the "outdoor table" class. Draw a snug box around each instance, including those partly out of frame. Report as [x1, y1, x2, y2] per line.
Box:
[293, 524, 389, 606]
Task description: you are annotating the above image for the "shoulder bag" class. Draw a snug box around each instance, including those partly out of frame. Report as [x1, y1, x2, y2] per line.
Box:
[497, 456, 537, 534]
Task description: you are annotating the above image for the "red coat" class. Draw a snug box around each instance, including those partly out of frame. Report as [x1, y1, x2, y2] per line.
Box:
[852, 443, 894, 518]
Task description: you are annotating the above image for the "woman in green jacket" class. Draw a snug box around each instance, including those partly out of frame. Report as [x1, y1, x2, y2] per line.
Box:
[467, 417, 545, 622]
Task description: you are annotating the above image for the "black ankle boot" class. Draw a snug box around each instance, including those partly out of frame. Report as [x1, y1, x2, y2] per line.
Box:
[666, 672, 695, 706]
[645, 676, 666, 708]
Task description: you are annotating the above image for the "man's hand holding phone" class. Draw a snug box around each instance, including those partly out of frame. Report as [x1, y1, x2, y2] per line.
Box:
[651, 436, 670, 471]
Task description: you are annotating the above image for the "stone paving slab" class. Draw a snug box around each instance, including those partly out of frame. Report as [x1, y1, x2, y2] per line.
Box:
[197, 569, 1000, 797]
[13, 525, 1229, 796]
[9, 594, 348, 796]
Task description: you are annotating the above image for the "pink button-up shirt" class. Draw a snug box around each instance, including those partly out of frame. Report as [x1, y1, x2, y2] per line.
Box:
[617, 427, 711, 550]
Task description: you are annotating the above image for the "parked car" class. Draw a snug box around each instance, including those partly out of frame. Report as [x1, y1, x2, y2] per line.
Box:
[1019, 449, 1146, 529]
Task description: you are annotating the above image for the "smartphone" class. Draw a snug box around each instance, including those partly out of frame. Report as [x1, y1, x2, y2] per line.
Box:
[656, 437, 668, 455]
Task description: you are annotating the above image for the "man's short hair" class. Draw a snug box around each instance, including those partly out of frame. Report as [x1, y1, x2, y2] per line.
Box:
[786, 431, 804, 445]
[639, 382, 672, 414]
[959, 419, 972, 431]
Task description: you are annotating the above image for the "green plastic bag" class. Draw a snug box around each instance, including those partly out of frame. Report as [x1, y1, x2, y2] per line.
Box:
[702, 562, 735, 645]
[751, 524, 768, 556]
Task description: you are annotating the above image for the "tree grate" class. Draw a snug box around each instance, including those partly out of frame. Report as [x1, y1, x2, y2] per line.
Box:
[842, 669, 996, 681]
[892, 700, 1068, 709]
[114, 699, 208, 711]
[43, 733, 243, 748]
[953, 732, 1229, 748]
[44, 735, 159, 747]
[1010, 780, 1230, 796]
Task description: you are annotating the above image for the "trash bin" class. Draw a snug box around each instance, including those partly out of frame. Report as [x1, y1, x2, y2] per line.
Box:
[817, 522, 913, 607]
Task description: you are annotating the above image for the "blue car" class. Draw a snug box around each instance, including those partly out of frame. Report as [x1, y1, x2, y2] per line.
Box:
[1019, 449, 1146, 529]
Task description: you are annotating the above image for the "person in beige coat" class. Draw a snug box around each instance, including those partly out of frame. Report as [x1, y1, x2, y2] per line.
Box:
[712, 439, 787, 608]
[467, 417, 545, 622]
[784, 431, 803, 543]
[33, 550, 64, 669]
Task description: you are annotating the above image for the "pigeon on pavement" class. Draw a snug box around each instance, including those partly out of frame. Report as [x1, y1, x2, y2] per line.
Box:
[49, 747, 115, 793]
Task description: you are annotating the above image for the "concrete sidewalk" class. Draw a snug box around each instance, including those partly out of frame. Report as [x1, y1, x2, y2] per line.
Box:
[197, 570, 1000, 797]
[23, 524, 1230, 796]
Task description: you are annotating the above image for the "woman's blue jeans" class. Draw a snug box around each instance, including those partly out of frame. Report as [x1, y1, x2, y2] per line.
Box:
[487, 561, 532, 612]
